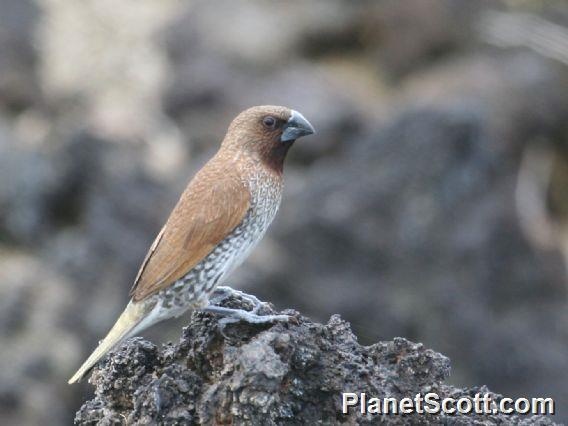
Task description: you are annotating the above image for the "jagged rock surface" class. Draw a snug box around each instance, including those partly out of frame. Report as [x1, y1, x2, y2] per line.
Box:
[75, 294, 555, 425]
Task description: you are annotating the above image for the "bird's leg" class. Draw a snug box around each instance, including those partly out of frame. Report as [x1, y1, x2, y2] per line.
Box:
[202, 304, 289, 323]
[211, 286, 265, 314]
[204, 286, 289, 331]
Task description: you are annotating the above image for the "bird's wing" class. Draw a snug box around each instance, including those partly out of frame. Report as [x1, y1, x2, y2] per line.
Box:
[129, 166, 251, 302]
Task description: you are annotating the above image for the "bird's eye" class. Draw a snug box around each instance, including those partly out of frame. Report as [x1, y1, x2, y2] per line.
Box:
[262, 116, 276, 128]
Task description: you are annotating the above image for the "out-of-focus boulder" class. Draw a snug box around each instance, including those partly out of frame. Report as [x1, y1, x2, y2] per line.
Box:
[0, 251, 79, 425]
[0, 0, 41, 112]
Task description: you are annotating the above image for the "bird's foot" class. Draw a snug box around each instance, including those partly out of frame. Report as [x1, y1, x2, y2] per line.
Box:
[211, 286, 267, 315]
[202, 304, 289, 324]
[204, 287, 289, 336]
[203, 305, 289, 336]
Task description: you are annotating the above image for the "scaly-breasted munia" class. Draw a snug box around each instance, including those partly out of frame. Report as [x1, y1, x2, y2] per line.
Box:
[68, 105, 315, 384]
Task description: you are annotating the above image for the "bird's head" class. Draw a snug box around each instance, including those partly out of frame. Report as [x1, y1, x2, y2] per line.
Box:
[222, 105, 315, 171]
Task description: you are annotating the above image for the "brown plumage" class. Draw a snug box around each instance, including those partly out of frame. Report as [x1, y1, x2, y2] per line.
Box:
[130, 163, 251, 301]
[69, 105, 315, 384]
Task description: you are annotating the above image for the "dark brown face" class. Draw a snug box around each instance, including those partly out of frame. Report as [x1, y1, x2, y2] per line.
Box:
[223, 105, 315, 170]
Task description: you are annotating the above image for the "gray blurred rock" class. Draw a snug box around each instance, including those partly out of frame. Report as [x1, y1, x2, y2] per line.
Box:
[368, 0, 484, 79]
[0, 0, 41, 111]
[0, 252, 79, 426]
[0, 124, 59, 244]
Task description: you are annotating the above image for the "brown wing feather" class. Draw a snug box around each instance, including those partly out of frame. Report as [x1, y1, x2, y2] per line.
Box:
[130, 162, 250, 302]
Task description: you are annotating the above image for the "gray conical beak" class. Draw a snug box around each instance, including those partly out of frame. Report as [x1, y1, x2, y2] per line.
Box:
[281, 110, 315, 142]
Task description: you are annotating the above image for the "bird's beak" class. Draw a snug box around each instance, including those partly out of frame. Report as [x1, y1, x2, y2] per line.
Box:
[281, 110, 315, 142]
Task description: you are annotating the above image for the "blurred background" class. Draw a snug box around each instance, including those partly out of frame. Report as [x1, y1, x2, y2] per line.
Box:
[1, 0, 568, 423]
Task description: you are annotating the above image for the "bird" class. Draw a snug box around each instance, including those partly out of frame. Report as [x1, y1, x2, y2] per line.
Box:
[68, 105, 315, 384]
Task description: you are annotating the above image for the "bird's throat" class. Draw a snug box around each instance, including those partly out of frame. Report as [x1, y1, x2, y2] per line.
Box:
[263, 140, 294, 173]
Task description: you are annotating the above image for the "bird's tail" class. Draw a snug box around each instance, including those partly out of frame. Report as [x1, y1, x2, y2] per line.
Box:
[68, 300, 155, 384]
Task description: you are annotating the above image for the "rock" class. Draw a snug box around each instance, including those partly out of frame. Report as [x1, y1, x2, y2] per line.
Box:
[0, 251, 80, 426]
[0, 0, 41, 112]
[0, 124, 59, 244]
[75, 292, 555, 425]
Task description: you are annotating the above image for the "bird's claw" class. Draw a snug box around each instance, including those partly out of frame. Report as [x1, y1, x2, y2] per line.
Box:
[203, 288, 289, 337]
[202, 305, 289, 324]
[207, 307, 289, 338]
[211, 286, 267, 315]
[214, 311, 288, 338]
